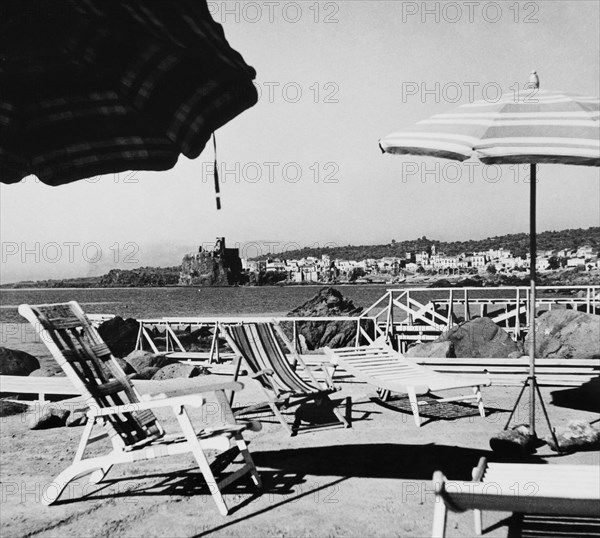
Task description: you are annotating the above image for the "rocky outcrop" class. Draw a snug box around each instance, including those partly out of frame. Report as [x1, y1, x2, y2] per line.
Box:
[124, 350, 172, 372]
[97, 317, 140, 358]
[151, 363, 203, 380]
[489, 424, 537, 455]
[545, 419, 600, 452]
[0, 347, 40, 376]
[406, 341, 454, 358]
[286, 287, 363, 350]
[526, 310, 600, 360]
[28, 406, 71, 430]
[436, 317, 521, 358]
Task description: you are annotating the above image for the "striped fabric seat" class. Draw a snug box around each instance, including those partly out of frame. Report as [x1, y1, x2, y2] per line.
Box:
[0, 0, 257, 186]
[380, 90, 600, 166]
[224, 323, 350, 435]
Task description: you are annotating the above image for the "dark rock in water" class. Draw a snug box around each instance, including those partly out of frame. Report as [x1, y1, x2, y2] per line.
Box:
[427, 279, 453, 288]
[437, 317, 520, 358]
[151, 363, 203, 380]
[456, 277, 483, 288]
[124, 350, 172, 372]
[0, 400, 29, 417]
[525, 310, 600, 360]
[490, 424, 537, 455]
[97, 317, 140, 358]
[28, 406, 70, 430]
[406, 341, 454, 358]
[546, 420, 600, 452]
[134, 366, 161, 380]
[286, 287, 363, 350]
[0, 347, 40, 376]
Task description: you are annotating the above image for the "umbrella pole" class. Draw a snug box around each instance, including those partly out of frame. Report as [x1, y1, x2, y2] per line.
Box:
[503, 163, 561, 452]
[524, 164, 560, 449]
[528, 163, 537, 436]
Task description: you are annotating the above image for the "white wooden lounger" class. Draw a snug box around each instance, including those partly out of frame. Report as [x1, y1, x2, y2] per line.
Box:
[324, 341, 490, 427]
[432, 457, 600, 537]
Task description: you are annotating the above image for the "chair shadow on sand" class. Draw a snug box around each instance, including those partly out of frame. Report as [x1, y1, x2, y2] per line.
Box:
[371, 393, 507, 427]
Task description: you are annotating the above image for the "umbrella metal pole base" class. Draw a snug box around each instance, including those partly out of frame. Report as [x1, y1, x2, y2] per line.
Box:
[504, 375, 562, 452]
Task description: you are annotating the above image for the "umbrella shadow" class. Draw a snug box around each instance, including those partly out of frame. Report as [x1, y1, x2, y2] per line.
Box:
[550, 377, 600, 413]
[251, 442, 545, 482]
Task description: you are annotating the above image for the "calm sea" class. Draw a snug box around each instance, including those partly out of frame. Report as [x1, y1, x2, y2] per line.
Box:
[0, 285, 394, 324]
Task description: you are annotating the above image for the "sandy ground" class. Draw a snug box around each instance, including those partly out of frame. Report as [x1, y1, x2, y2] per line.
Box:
[1, 326, 599, 537]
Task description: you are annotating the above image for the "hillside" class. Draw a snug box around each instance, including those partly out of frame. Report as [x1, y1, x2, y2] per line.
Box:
[253, 227, 600, 261]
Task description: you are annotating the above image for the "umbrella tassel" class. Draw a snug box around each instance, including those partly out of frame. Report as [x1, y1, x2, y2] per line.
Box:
[213, 133, 221, 210]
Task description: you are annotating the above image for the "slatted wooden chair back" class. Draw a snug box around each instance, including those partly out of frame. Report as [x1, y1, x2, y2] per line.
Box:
[226, 323, 321, 395]
[19, 301, 163, 448]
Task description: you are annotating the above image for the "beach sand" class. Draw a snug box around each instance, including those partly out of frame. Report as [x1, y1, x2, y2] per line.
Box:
[1, 339, 599, 537]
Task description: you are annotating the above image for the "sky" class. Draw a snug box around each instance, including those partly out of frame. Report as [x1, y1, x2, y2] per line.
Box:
[1, 0, 599, 283]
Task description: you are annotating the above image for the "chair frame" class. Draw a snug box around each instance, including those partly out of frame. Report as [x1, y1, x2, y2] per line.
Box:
[324, 339, 489, 427]
[19, 301, 261, 515]
[223, 321, 350, 435]
[432, 457, 600, 537]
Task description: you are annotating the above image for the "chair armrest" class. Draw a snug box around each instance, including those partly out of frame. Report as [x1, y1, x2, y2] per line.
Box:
[87, 394, 205, 417]
[251, 368, 274, 379]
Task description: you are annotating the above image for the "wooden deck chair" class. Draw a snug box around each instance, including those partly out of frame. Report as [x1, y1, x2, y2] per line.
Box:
[18, 302, 261, 515]
[324, 339, 490, 427]
[223, 322, 350, 435]
[432, 457, 600, 537]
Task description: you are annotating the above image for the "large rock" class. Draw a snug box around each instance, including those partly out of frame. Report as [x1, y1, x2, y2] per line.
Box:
[124, 350, 172, 372]
[28, 406, 70, 430]
[286, 287, 363, 350]
[0, 347, 40, 376]
[436, 317, 521, 358]
[546, 420, 600, 453]
[525, 310, 600, 360]
[406, 341, 454, 358]
[151, 363, 203, 380]
[97, 316, 140, 358]
[0, 400, 29, 417]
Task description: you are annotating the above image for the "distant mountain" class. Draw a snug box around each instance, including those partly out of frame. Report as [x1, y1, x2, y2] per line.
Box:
[252, 227, 600, 261]
[1, 267, 180, 289]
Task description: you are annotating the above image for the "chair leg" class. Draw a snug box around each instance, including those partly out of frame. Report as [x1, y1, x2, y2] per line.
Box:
[175, 408, 229, 516]
[270, 402, 293, 435]
[43, 456, 116, 505]
[407, 387, 421, 428]
[474, 387, 485, 418]
[332, 396, 351, 428]
[474, 508, 482, 535]
[432, 496, 448, 538]
[88, 466, 113, 485]
[234, 435, 262, 488]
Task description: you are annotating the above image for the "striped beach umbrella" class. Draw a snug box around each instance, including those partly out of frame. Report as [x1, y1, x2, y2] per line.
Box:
[0, 0, 257, 204]
[380, 88, 600, 166]
[379, 76, 600, 448]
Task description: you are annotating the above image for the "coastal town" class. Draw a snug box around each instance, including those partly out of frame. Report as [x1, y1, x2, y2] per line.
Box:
[242, 243, 600, 285]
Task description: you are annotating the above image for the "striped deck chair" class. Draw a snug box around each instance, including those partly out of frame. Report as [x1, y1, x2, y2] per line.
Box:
[324, 339, 490, 427]
[223, 322, 350, 435]
[18, 301, 261, 515]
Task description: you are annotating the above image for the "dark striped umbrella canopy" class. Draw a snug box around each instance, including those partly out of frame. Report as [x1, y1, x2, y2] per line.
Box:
[0, 0, 257, 186]
[380, 89, 600, 166]
[379, 80, 599, 448]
